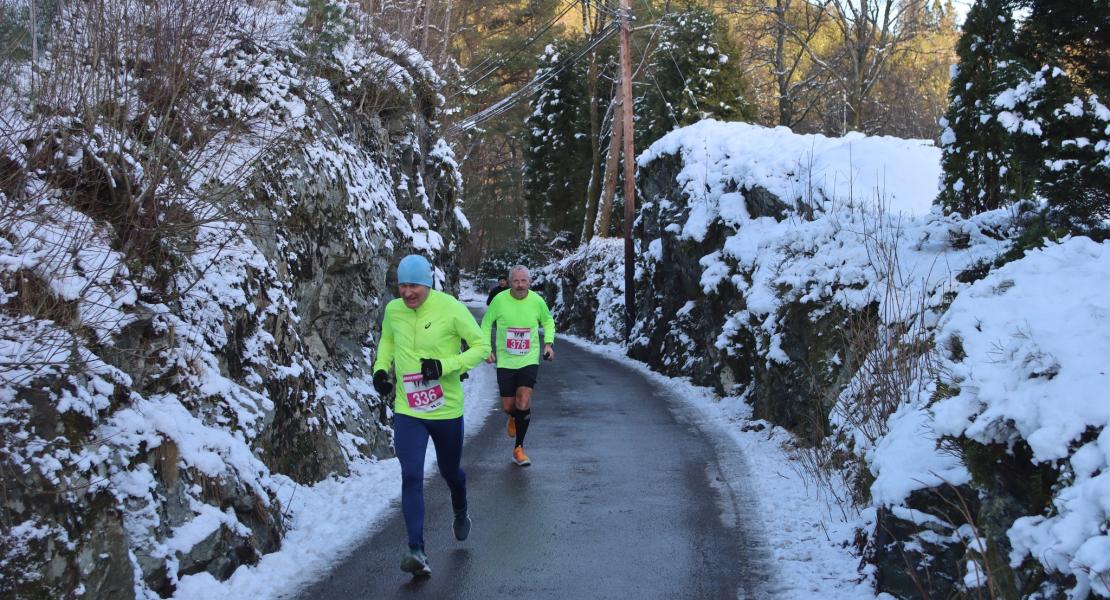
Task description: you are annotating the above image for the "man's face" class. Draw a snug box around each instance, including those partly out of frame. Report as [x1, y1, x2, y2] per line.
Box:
[399, 283, 430, 309]
[509, 270, 530, 299]
[498, 277, 507, 288]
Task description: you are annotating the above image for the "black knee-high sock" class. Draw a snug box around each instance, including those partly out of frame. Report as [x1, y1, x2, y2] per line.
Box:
[513, 409, 531, 447]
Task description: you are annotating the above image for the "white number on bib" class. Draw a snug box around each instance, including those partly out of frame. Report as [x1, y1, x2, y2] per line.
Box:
[402, 373, 444, 412]
[505, 328, 532, 355]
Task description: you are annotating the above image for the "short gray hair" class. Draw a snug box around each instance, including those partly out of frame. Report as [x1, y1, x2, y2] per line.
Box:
[508, 265, 530, 279]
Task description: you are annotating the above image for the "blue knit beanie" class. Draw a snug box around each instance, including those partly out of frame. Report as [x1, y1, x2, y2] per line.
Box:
[397, 254, 434, 287]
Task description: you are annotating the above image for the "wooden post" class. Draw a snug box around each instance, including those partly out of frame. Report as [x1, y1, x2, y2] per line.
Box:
[619, 0, 635, 340]
[29, 0, 38, 91]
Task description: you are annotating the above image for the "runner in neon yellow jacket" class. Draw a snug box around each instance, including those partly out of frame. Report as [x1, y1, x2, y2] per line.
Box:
[370, 255, 489, 578]
[373, 288, 490, 419]
[479, 265, 555, 466]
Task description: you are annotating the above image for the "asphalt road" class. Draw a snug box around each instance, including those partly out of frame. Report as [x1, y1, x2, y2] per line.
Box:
[297, 335, 770, 599]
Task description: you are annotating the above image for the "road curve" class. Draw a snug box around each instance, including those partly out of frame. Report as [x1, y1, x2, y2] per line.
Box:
[297, 335, 770, 599]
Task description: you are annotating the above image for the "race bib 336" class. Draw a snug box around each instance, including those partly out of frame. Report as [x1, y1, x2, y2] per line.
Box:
[402, 373, 444, 412]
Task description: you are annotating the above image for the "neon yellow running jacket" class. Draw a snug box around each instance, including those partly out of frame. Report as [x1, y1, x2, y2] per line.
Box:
[480, 290, 556, 369]
[372, 290, 490, 420]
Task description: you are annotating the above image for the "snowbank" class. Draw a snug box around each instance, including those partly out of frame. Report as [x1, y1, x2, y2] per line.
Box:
[536, 237, 626, 343]
[638, 119, 943, 226]
[933, 237, 1110, 596]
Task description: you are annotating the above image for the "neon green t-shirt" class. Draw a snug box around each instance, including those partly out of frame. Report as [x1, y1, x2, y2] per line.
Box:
[372, 289, 490, 420]
[480, 290, 556, 369]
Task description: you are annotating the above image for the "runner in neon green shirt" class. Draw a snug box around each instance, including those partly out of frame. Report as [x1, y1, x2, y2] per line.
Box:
[371, 255, 489, 577]
[480, 265, 555, 466]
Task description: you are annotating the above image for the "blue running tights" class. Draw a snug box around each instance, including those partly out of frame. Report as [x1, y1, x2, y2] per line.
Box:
[393, 413, 467, 550]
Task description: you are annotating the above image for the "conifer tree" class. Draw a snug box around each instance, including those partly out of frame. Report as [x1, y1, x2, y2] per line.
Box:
[300, 0, 353, 60]
[522, 41, 592, 236]
[1008, 0, 1110, 230]
[937, 0, 1026, 215]
[637, 7, 753, 146]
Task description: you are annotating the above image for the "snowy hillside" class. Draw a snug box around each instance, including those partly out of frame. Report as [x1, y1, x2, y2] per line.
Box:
[0, 2, 464, 598]
[932, 238, 1110, 597]
[542, 119, 1110, 598]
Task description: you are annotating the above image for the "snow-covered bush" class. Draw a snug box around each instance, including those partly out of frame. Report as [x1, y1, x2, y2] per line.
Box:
[535, 237, 625, 343]
[478, 231, 576, 281]
[932, 237, 1110, 598]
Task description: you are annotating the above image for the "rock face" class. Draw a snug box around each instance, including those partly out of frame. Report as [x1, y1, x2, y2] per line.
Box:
[536, 238, 627, 343]
[629, 153, 828, 428]
[0, 7, 463, 599]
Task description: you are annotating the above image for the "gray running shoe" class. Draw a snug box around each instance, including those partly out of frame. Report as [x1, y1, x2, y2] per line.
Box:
[453, 509, 471, 541]
[400, 548, 431, 577]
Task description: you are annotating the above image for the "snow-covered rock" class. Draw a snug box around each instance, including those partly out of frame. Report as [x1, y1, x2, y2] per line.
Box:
[543, 118, 1110, 598]
[543, 116, 1110, 598]
[933, 236, 1110, 598]
[629, 121, 1009, 435]
[0, 2, 463, 598]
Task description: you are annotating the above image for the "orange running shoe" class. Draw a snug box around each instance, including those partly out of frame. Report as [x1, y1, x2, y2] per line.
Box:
[512, 446, 531, 467]
[506, 415, 516, 438]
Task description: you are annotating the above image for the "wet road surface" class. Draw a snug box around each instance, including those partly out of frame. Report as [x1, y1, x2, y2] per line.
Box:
[298, 335, 770, 599]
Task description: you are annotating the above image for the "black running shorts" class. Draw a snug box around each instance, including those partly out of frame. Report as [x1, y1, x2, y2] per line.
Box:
[496, 364, 540, 397]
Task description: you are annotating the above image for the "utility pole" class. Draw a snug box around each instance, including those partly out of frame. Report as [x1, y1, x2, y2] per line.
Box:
[619, 0, 635, 340]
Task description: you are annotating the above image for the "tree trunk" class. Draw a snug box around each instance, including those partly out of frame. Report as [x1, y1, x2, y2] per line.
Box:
[774, 0, 792, 126]
[595, 94, 623, 238]
[581, 51, 603, 244]
[439, 0, 453, 66]
[420, 0, 435, 54]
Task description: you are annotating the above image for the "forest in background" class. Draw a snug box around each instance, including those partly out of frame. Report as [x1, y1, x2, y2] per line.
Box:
[446, 0, 1107, 277]
[438, 0, 962, 269]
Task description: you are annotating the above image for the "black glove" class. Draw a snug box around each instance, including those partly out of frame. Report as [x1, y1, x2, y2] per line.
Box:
[372, 370, 393, 396]
[420, 358, 443, 381]
[460, 371, 470, 381]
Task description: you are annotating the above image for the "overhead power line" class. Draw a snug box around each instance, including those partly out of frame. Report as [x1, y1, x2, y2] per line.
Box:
[452, 0, 620, 100]
[452, 0, 580, 98]
[446, 19, 621, 136]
